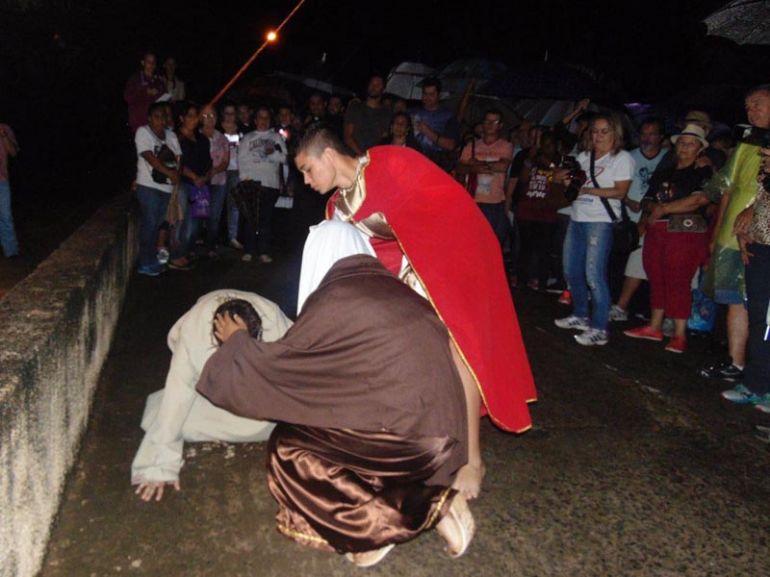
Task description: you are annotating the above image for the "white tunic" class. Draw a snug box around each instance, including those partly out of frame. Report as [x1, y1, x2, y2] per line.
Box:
[131, 290, 293, 484]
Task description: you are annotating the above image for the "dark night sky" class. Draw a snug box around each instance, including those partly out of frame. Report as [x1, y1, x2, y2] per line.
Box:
[0, 0, 768, 202]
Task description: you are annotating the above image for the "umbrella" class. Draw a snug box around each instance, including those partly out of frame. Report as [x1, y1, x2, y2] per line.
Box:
[385, 62, 436, 100]
[480, 63, 604, 101]
[270, 71, 356, 97]
[438, 59, 507, 97]
[704, 0, 770, 45]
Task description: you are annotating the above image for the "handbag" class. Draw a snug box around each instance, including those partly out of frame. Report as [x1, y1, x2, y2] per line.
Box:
[666, 213, 708, 233]
[189, 185, 211, 219]
[590, 151, 639, 254]
[151, 143, 178, 185]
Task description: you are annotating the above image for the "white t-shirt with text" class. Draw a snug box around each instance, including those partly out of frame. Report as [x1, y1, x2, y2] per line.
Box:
[571, 149, 634, 223]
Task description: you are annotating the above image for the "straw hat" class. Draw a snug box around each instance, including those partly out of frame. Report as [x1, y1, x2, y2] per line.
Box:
[671, 123, 709, 149]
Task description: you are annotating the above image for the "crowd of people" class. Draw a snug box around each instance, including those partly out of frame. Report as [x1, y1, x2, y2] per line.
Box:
[123, 50, 770, 565]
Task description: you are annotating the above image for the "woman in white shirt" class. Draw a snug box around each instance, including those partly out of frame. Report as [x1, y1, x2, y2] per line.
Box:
[554, 114, 634, 346]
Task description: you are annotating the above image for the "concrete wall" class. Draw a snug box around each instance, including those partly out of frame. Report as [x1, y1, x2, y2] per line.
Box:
[0, 195, 137, 577]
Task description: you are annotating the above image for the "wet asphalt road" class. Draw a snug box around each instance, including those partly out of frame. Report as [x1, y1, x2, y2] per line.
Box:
[38, 244, 770, 577]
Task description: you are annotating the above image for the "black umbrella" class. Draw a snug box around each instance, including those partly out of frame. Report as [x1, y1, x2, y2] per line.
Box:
[704, 0, 770, 45]
[479, 63, 605, 101]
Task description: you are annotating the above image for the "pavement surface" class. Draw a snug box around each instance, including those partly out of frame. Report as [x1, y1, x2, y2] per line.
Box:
[37, 238, 770, 577]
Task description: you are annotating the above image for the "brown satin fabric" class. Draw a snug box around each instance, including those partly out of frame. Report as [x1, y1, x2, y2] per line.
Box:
[267, 424, 456, 553]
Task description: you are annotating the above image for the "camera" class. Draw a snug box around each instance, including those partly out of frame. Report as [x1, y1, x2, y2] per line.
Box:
[559, 155, 587, 202]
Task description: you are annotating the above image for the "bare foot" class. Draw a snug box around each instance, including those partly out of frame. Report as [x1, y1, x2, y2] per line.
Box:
[451, 461, 486, 500]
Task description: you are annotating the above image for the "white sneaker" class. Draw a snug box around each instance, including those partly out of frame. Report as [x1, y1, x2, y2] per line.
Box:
[554, 315, 590, 330]
[241, 253, 253, 262]
[609, 305, 628, 322]
[230, 238, 244, 250]
[258, 254, 273, 264]
[574, 328, 609, 346]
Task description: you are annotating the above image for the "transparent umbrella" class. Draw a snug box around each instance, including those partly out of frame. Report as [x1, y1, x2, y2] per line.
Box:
[704, 0, 770, 45]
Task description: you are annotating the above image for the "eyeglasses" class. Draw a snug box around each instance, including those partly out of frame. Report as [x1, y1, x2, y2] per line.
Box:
[201, 113, 216, 119]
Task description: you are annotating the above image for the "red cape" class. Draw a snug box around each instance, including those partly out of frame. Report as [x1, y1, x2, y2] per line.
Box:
[327, 146, 536, 432]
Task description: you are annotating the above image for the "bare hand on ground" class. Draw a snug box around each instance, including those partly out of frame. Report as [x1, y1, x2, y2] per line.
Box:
[451, 461, 486, 500]
[135, 480, 180, 502]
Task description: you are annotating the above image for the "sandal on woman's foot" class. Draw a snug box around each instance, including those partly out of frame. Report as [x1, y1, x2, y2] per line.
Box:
[344, 544, 395, 568]
[439, 493, 476, 558]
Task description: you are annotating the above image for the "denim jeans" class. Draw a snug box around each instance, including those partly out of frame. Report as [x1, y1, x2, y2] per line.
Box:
[563, 220, 613, 330]
[225, 170, 240, 242]
[136, 185, 170, 267]
[173, 183, 203, 259]
[0, 180, 19, 257]
[206, 184, 226, 250]
[477, 201, 509, 249]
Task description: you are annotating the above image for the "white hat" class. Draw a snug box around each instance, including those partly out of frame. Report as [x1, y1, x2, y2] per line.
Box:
[671, 123, 709, 149]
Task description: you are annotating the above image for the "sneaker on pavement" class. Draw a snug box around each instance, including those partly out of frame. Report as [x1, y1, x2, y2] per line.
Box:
[258, 254, 273, 264]
[167, 258, 193, 271]
[574, 328, 609, 346]
[609, 305, 628, 322]
[229, 238, 244, 250]
[623, 325, 664, 342]
[241, 253, 253, 262]
[558, 290, 572, 305]
[554, 315, 590, 330]
[721, 384, 766, 405]
[700, 359, 743, 382]
[665, 335, 687, 354]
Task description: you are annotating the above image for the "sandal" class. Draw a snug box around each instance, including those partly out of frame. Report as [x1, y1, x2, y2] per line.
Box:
[345, 543, 395, 568]
[441, 493, 475, 558]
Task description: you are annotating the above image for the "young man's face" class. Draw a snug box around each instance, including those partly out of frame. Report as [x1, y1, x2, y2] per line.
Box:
[296, 149, 336, 194]
[278, 108, 292, 126]
[421, 86, 439, 110]
[309, 95, 326, 117]
[148, 109, 166, 133]
[256, 110, 271, 131]
[367, 77, 384, 99]
[328, 97, 343, 115]
[482, 114, 502, 138]
[237, 105, 252, 125]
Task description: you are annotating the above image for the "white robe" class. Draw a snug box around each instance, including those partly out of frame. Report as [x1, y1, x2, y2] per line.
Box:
[131, 290, 293, 484]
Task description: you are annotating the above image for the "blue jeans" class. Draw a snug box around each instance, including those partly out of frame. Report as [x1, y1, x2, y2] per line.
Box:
[225, 170, 240, 242]
[206, 184, 226, 250]
[563, 220, 613, 330]
[136, 185, 170, 267]
[0, 180, 19, 256]
[173, 183, 203, 259]
[477, 202, 509, 249]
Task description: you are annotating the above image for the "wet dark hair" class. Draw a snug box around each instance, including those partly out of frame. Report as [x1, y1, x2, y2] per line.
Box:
[213, 299, 263, 341]
[297, 125, 354, 158]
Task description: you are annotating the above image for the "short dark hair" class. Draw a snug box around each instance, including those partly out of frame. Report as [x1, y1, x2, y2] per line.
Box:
[422, 77, 442, 94]
[213, 299, 263, 342]
[746, 83, 770, 99]
[177, 100, 199, 120]
[147, 101, 167, 118]
[297, 125, 354, 157]
[484, 108, 503, 122]
[638, 117, 664, 134]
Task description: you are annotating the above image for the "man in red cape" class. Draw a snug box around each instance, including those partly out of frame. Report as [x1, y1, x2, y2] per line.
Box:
[295, 127, 536, 498]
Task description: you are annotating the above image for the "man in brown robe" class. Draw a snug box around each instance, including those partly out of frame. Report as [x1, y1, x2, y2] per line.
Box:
[196, 254, 474, 566]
